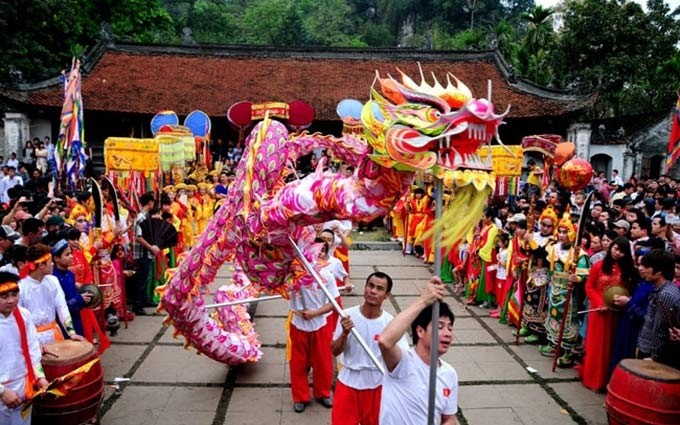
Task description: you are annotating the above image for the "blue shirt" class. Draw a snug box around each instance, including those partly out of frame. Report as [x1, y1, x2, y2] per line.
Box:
[215, 184, 228, 196]
[52, 268, 84, 335]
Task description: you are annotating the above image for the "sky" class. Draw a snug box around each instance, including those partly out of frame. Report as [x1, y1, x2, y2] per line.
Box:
[536, 0, 680, 10]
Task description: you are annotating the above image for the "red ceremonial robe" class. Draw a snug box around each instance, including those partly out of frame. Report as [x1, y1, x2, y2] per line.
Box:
[580, 261, 621, 392]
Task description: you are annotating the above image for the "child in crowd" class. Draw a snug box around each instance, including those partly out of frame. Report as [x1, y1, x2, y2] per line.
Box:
[18, 243, 84, 345]
[0, 271, 48, 425]
[490, 233, 509, 319]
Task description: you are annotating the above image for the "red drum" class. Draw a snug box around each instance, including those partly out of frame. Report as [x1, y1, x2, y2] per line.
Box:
[33, 340, 104, 425]
[606, 359, 680, 424]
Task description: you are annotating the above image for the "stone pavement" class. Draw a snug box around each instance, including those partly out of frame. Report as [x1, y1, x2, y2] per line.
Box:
[99, 250, 608, 425]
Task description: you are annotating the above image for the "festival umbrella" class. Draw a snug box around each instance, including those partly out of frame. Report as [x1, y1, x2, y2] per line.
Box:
[56, 59, 88, 191]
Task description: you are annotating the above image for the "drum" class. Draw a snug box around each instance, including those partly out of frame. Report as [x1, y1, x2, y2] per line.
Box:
[33, 340, 104, 425]
[606, 359, 680, 424]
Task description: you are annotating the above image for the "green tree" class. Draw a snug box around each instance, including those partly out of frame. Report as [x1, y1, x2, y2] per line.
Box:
[516, 5, 554, 85]
[300, 0, 366, 46]
[551, 0, 680, 117]
[490, 20, 520, 68]
[239, 0, 306, 45]
[185, 0, 240, 44]
[0, 0, 175, 84]
[109, 0, 174, 43]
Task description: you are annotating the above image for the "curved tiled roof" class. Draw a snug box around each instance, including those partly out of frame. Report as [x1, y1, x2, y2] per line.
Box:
[1, 41, 595, 120]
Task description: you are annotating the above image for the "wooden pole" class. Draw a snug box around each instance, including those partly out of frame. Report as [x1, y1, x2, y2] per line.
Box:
[427, 177, 444, 424]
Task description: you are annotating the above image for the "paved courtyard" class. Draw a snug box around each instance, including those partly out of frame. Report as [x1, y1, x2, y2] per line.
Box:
[99, 250, 607, 425]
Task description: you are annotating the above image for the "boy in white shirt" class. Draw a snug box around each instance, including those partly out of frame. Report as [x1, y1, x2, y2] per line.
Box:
[18, 244, 84, 345]
[0, 271, 48, 425]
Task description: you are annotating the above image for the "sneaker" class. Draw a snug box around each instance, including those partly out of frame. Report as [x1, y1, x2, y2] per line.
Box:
[512, 326, 529, 337]
[557, 353, 574, 368]
[479, 301, 490, 309]
[524, 334, 541, 345]
[293, 402, 306, 413]
[106, 314, 119, 327]
[539, 344, 555, 356]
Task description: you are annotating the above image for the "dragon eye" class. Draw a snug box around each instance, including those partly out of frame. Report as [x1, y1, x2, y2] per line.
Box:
[426, 109, 440, 121]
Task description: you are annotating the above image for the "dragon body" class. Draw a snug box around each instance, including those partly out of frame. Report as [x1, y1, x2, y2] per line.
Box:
[159, 67, 508, 364]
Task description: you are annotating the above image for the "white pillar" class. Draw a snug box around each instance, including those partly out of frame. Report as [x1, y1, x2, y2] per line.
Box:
[2, 112, 30, 158]
[623, 149, 635, 180]
[567, 123, 592, 160]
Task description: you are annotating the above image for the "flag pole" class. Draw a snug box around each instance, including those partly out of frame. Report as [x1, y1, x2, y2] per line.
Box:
[427, 174, 444, 424]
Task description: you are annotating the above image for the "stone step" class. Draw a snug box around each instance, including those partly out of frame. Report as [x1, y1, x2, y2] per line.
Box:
[350, 241, 401, 251]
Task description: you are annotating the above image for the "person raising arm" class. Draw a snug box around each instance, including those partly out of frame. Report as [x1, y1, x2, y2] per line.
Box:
[378, 276, 458, 425]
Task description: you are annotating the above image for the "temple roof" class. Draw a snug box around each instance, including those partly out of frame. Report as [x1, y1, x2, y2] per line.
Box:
[0, 41, 595, 120]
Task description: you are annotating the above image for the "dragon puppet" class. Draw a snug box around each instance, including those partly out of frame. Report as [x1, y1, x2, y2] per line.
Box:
[158, 66, 509, 364]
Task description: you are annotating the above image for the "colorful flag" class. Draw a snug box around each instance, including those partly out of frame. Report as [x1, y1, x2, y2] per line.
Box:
[665, 95, 680, 172]
[22, 358, 100, 412]
[56, 58, 88, 190]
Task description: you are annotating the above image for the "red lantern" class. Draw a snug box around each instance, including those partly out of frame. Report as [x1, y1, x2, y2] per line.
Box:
[554, 142, 576, 166]
[558, 158, 593, 191]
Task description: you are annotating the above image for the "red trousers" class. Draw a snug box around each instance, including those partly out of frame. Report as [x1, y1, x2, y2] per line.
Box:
[327, 296, 343, 336]
[331, 380, 382, 425]
[289, 323, 332, 403]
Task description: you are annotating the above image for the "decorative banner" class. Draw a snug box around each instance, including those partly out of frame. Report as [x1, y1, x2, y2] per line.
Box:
[156, 125, 196, 163]
[182, 135, 196, 163]
[521, 134, 562, 158]
[494, 176, 520, 197]
[251, 102, 289, 121]
[104, 138, 159, 172]
[476, 145, 523, 176]
[228, 100, 315, 129]
[155, 135, 185, 171]
[56, 59, 88, 189]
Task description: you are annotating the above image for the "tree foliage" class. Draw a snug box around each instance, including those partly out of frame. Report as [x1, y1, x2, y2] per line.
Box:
[0, 0, 173, 83]
[550, 0, 680, 117]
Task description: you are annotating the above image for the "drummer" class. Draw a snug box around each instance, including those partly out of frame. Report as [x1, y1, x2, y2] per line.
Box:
[17, 244, 85, 346]
[0, 271, 49, 425]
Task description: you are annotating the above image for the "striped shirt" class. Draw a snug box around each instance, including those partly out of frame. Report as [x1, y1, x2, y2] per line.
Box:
[133, 211, 150, 260]
[637, 282, 680, 369]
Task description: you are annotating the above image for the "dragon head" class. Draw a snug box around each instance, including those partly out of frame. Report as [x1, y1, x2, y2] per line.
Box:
[363, 66, 509, 178]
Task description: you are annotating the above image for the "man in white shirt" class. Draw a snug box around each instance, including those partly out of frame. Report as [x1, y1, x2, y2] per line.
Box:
[0, 167, 23, 204]
[378, 276, 458, 425]
[288, 265, 334, 413]
[330, 271, 407, 425]
[5, 153, 19, 170]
